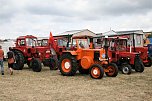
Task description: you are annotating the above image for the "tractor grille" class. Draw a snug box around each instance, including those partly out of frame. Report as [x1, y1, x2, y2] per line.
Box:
[112, 53, 115, 58]
[135, 54, 140, 64]
[94, 51, 100, 61]
[59, 48, 62, 52]
[134, 54, 141, 67]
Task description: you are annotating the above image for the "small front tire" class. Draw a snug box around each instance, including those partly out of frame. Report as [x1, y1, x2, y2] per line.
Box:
[121, 64, 132, 74]
[89, 64, 104, 79]
[105, 63, 118, 77]
[31, 58, 42, 72]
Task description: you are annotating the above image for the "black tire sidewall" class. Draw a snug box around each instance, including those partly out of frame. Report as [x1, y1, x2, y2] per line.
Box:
[105, 63, 118, 77]
[31, 58, 42, 72]
[58, 53, 78, 76]
[13, 50, 24, 70]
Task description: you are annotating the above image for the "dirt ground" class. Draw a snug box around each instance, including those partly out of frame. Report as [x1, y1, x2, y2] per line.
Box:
[0, 61, 152, 101]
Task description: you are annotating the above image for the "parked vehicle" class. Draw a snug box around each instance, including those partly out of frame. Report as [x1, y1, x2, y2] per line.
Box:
[11, 35, 57, 72]
[58, 36, 118, 79]
[106, 37, 144, 74]
[0, 40, 15, 60]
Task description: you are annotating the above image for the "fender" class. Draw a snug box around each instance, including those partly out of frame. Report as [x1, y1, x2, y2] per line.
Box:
[62, 51, 78, 56]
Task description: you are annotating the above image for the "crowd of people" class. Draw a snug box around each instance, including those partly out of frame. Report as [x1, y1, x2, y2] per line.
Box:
[0, 45, 14, 75]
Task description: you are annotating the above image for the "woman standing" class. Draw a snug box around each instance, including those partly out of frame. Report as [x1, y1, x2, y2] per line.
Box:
[7, 47, 14, 75]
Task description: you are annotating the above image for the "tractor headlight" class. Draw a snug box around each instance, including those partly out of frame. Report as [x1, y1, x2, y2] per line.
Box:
[46, 50, 50, 53]
[102, 54, 105, 58]
[127, 57, 130, 60]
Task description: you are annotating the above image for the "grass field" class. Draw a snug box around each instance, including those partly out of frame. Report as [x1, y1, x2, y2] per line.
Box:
[0, 61, 152, 101]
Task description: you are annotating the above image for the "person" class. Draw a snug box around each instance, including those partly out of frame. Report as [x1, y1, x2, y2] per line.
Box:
[7, 47, 14, 75]
[0, 45, 4, 75]
[79, 42, 84, 48]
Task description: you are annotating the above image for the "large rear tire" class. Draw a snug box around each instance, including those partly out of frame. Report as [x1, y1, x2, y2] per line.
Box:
[121, 63, 132, 74]
[105, 63, 118, 77]
[12, 50, 24, 70]
[135, 58, 144, 73]
[58, 54, 78, 76]
[89, 64, 104, 79]
[49, 57, 58, 70]
[31, 58, 42, 72]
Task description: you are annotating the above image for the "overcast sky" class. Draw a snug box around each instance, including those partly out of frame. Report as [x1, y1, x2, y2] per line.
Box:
[0, 0, 152, 39]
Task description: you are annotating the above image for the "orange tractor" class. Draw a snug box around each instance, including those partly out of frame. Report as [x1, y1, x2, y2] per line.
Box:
[58, 36, 118, 79]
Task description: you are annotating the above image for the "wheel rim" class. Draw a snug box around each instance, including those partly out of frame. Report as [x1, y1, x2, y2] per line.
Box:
[122, 66, 129, 74]
[107, 66, 115, 76]
[61, 59, 71, 73]
[91, 67, 101, 78]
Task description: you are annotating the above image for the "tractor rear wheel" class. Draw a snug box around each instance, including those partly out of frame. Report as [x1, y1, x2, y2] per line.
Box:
[78, 67, 89, 74]
[90, 64, 104, 79]
[105, 63, 118, 77]
[58, 54, 78, 76]
[121, 63, 132, 74]
[144, 56, 152, 67]
[31, 58, 42, 72]
[49, 57, 58, 70]
[13, 50, 24, 70]
[135, 61, 144, 73]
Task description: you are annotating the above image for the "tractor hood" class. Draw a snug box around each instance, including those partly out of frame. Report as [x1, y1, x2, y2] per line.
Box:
[119, 51, 139, 57]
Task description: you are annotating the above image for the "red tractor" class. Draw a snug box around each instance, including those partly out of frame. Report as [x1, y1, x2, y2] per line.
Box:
[11, 35, 57, 72]
[53, 36, 69, 59]
[106, 37, 144, 74]
[127, 45, 152, 67]
[58, 36, 118, 79]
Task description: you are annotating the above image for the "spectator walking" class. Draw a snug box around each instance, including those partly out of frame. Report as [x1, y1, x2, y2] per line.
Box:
[0, 45, 4, 75]
[7, 47, 14, 75]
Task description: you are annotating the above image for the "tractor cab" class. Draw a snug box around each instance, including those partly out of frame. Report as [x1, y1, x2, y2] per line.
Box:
[110, 38, 127, 51]
[15, 35, 39, 57]
[16, 35, 37, 47]
[72, 38, 89, 49]
[37, 39, 49, 47]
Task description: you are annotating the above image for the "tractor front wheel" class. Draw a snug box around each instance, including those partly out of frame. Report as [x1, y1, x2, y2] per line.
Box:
[105, 63, 118, 77]
[121, 63, 132, 74]
[31, 58, 42, 72]
[90, 64, 104, 79]
[58, 54, 78, 76]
